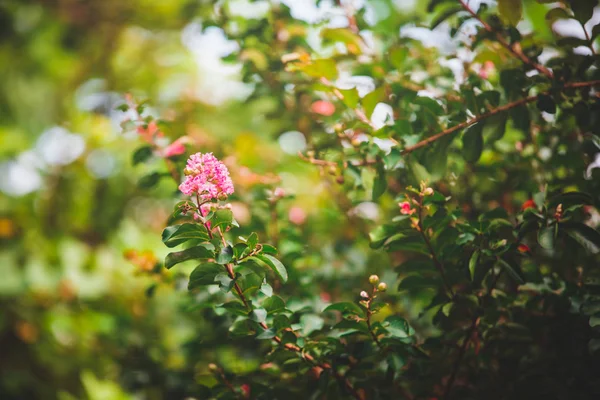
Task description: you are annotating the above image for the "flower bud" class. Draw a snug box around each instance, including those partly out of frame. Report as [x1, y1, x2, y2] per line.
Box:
[208, 363, 218, 372]
[368, 275, 379, 285]
[336, 176, 345, 184]
[423, 187, 434, 196]
[377, 282, 387, 292]
[184, 167, 194, 176]
[360, 290, 369, 299]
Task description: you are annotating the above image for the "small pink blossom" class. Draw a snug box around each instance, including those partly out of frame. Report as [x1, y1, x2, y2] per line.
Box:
[479, 61, 495, 80]
[360, 290, 369, 299]
[162, 138, 187, 158]
[399, 201, 415, 215]
[179, 152, 234, 200]
[288, 206, 307, 225]
[137, 121, 162, 143]
[273, 187, 286, 198]
[311, 100, 335, 116]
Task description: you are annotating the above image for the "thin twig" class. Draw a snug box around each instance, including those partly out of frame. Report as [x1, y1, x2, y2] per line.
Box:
[442, 316, 479, 400]
[417, 195, 455, 298]
[214, 226, 363, 400]
[401, 80, 600, 155]
[458, 0, 553, 79]
[365, 289, 383, 349]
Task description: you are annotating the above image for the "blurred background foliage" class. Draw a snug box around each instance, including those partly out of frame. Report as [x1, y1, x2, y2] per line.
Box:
[1, 0, 600, 399]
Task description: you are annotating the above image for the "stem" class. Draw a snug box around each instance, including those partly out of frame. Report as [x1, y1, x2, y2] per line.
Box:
[458, 0, 553, 79]
[214, 227, 363, 400]
[365, 290, 383, 349]
[581, 21, 596, 55]
[442, 316, 479, 400]
[417, 196, 454, 298]
[401, 80, 600, 155]
[442, 264, 503, 399]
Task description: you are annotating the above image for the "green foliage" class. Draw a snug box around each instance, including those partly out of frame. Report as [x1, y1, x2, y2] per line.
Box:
[2, 0, 600, 399]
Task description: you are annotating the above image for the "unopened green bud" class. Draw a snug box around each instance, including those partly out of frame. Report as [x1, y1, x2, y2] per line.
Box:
[208, 363, 218, 372]
[377, 282, 387, 292]
[368, 275, 379, 285]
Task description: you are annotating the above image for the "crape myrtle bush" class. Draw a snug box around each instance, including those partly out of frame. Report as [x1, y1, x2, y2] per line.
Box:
[119, 0, 600, 399]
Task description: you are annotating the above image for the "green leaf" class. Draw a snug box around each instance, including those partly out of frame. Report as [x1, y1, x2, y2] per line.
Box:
[548, 191, 594, 209]
[188, 263, 224, 289]
[483, 112, 508, 144]
[210, 209, 233, 230]
[372, 162, 387, 200]
[260, 281, 273, 297]
[132, 146, 153, 165]
[250, 308, 267, 323]
[537, 225, 555, 250]
[563, 222, 600, 254]
[218, 301, 248, 316]
[216, 245, 233, 264]
[138, 172, 161, 189]
[497, 259, 524, 284]
[469, 250, 480, 281]
[264, 295, 286, 314]
[165, 245, 214, 269]
[498, 0, 523, 26]
[389, 47, 408, 70]
[570, 0, 595, 23]
[337, 87, 360, 109]
[545, 8, 572, 24]
[430, 5, 463, 29]
[536, 94, 556, 114]
[462, 122, 484, 163]
[252, 254, 288, 283]
[162, 224, 210, 248]
[298, 59, 338, 80]
[592, 24, 600, 41]
[383, 316, 414, 338]
[261, 244, 278, 255]
[362, 87, 386, 119]
[323, 302, 365, 316]
[300, 314, 324, 336]
[321, 28, 362, 48]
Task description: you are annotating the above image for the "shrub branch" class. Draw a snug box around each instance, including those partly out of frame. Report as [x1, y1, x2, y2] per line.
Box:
[401, 80, 600, 155]
[458, 0, 553, 79]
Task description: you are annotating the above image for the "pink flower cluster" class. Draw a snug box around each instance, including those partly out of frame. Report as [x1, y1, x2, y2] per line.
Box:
[179, 152, 234, 200]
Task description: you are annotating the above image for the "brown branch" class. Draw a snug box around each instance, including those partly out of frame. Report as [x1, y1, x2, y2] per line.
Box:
[214, 227, 363, 400]
[401, 80, 600, 155]
[458, 0, 553, 79]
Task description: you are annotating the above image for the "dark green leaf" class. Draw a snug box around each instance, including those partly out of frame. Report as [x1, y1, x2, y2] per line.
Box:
[264, 296, 286, 314]
[462, 122, 484, 163]
[497, 258, 525, 284]
[430, 5, 463, 29]
[138, 172, 161, 189]
[250, 308, 267, 323]
[216, 245, 233, 264]
[162, 224, 210, 248]
[132, 146, 153, 165]
[165, 245, 214, 269]
[563, 222, 600, 254]
[469, 250, 480, 281]
[498, 0, 523, 26]
[210, 209, 234, 230]
[188, 263, 224, 288]
[252, 254, 288, 282]
[323, 302, 365, 316]
[372, 162, 387, 200]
